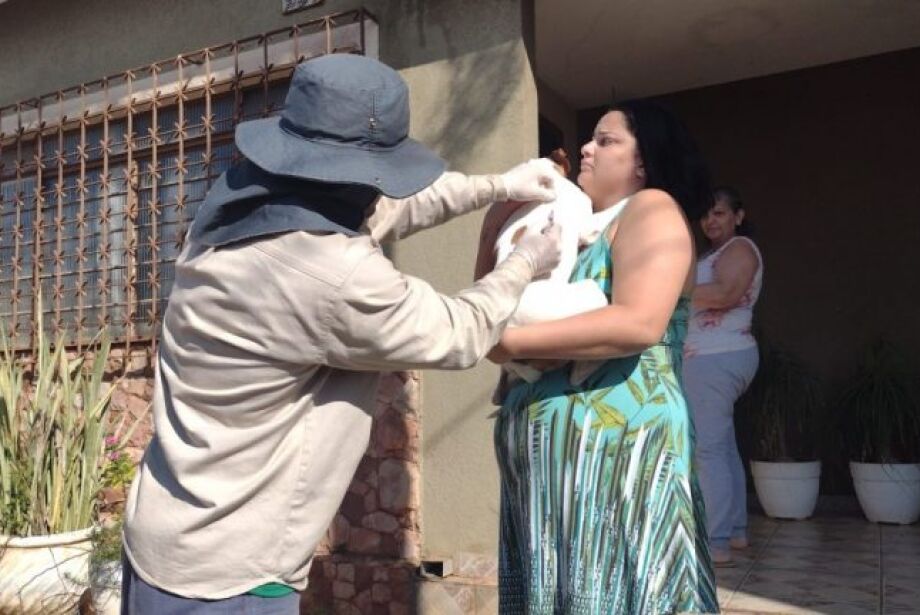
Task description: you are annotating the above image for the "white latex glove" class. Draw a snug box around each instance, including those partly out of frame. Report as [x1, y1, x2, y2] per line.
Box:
[500, 159, 557, 203]
[511, 221, 563, 279]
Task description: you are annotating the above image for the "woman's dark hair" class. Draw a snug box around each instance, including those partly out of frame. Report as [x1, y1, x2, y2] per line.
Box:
[608, 99, 712, 221]
[712, 185, 752, 236]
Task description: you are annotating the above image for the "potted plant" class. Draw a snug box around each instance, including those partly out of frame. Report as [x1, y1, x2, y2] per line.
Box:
[839, 341, 920, 524]
[739, 344, 824, 520]
[90, 434, 138, 614]
[90, 517, 127, 614]
[0, 313, 120, 614]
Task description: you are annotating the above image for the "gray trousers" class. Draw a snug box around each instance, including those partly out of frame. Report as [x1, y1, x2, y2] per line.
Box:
[120, 556, 300, 615]
[683, 347, 759, 550]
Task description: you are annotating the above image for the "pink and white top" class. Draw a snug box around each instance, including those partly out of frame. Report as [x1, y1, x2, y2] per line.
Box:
[684, 236, 763, 358]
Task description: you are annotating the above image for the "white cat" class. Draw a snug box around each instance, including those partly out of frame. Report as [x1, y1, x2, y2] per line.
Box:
[494, 159, 626, 386]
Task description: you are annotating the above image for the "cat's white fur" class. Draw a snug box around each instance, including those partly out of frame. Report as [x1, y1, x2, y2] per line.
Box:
[494, 171, 627, 385]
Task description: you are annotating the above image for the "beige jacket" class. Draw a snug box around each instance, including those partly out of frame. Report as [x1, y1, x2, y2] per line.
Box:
[122, 172, 533, 599]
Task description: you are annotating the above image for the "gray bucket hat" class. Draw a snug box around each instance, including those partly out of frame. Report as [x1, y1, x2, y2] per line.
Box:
[235, 53, 445, 199]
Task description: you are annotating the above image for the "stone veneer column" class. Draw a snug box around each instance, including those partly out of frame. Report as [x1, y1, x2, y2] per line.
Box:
[300, 371, 422, 615]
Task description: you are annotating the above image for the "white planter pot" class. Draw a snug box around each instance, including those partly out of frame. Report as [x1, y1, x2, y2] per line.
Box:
[751, 460, 821, 520]
[850, 462, 920, 524]
[0, 526, 93, 614]
[92, 559, 123, 615]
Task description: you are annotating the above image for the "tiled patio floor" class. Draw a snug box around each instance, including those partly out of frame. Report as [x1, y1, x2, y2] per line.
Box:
[717, 513, 920, 614]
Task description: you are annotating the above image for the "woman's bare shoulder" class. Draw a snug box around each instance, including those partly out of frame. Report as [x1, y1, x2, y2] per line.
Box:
[606, 189, 686, 245]
[626, 188, 679, 211]
[719, 236, 759, 262]
[617, 189, 685, 229]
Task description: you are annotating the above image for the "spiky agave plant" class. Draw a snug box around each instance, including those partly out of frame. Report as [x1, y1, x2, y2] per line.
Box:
[0, 301, 121, 537]
[739, 344, 824, 462]
[839, 341, 920, 464]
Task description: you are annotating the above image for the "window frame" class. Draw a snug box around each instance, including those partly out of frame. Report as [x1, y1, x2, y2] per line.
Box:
[0, 9, 378, 356]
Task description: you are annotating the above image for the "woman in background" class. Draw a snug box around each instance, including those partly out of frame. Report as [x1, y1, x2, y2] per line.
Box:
[683, 186, 763, 566]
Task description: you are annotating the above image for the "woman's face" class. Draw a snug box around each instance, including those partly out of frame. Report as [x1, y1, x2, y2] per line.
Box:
[701, 197, 743, 245]
[578, 111, 644, 209]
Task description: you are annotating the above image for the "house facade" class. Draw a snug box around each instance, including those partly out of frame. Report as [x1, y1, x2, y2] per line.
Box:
[2, 1, 919, 613]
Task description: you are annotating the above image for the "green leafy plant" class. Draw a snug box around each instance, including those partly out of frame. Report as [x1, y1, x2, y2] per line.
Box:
[89, 515, 126, 599]
[91, 518, 125, 567]
[102, 436, 137, 491]
[738, 344, 825, 462]
[89, 430, 138, 570]
[0, 306, 124, 537]
[838, 341, 920, 463]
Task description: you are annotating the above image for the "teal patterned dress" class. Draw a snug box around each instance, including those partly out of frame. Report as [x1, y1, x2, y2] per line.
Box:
[494, 229, 719, 614]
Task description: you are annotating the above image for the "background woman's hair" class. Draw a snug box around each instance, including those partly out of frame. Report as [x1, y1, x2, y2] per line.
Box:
[712, 185, 752, 236]
[609, 99, 713, 221]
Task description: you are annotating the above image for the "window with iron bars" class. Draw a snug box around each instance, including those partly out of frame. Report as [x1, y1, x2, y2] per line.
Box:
[0, 9, 378, 353]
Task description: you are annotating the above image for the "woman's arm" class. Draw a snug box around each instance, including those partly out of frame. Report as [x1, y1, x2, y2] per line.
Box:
[692, 239, 758, 310]
[490, 189, 693, 362]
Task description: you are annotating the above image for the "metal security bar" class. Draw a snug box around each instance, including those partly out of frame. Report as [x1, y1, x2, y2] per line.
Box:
[0, 9, 377, 357]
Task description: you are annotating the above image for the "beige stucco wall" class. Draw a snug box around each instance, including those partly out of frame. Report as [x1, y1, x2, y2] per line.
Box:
[1, 0, 537, 566]
[0, 0, 529, 105]
[397, 36, 538, 561]
[389, 3, 538, 562]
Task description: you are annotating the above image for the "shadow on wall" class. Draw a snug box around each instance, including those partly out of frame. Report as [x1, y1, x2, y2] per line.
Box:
[426, 41, 527, 169]
[374, 0, 528, 168]
[382, 0, 436, 58]
[378, 0, 523, 69]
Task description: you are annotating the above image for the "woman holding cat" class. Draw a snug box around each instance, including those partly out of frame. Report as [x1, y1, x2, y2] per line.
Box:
[477, 100, 719, 614]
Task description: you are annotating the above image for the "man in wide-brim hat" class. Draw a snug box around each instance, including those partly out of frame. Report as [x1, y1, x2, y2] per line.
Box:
[121, 53, 562, 613]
